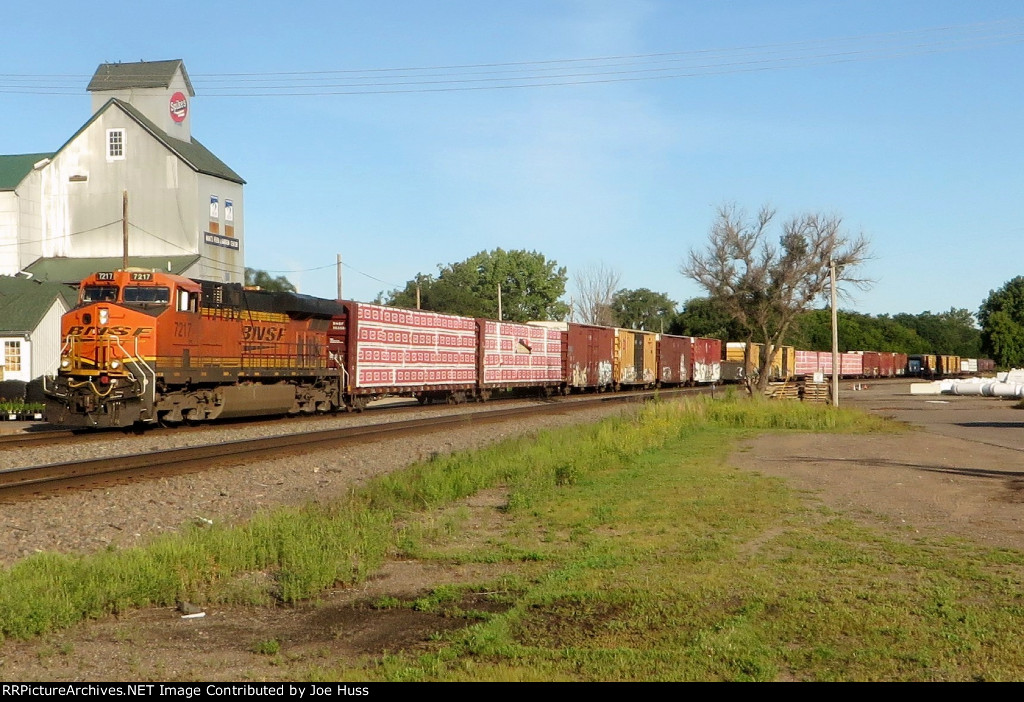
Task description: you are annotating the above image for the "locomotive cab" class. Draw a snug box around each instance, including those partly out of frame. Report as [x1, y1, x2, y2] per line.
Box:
[45, 270, 199, 427]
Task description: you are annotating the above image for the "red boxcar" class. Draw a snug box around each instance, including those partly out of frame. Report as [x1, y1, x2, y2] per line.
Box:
[893, 353, 908, 376]
[565, 323, 616, 390]
[691, 336, 722, 383]
[656, 333, 691, 385]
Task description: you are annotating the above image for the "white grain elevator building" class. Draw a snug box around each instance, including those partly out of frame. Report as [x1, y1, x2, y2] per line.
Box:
[0, 59, 246, 284]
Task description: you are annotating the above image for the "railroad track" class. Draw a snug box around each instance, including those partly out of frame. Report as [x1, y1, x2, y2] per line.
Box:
[0, 386, 706, 498]
[0, 388, 622, 452]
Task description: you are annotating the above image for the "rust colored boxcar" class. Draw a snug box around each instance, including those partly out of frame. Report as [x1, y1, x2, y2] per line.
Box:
[859, 351, 881, 377]
[656, 333, 691, 385]
[691, 337, 722, 383]
[877, 352, 896, 377]
[564, 323, 615, 391]
[893, 353, 908, 376]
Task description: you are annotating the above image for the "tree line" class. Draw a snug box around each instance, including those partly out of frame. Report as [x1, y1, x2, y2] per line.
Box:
[246, 203, 1024, 381]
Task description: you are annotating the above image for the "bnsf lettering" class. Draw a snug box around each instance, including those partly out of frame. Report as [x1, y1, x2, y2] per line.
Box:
[68, 325, 152, 337]
[242, 326, 286, 342]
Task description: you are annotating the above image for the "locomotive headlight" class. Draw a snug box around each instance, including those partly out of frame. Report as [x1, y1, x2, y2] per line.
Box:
[109, 360, 121, 370]
[99, 308, 109, 325]
[60, 357, 71, 368]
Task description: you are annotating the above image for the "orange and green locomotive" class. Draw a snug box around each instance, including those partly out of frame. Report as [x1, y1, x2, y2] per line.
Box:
[44, 270, 346, 428]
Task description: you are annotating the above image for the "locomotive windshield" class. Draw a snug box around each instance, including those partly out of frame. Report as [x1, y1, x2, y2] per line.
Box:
[82, 285, 118, 302]
[123, 286, 171, 304]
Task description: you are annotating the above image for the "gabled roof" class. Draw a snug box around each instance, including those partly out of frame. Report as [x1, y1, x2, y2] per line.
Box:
[88, 60, 194, 97]
[0, 153, 53, 191]
[0, 276, 78, 334]
[47, 98, 244, 185]
[24, 255, 202, 285]
[113, 99, 245, 184]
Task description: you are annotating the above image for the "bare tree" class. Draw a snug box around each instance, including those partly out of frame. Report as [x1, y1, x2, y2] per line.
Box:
[573, 262, 620, 326]
[682, 203, 871, 393]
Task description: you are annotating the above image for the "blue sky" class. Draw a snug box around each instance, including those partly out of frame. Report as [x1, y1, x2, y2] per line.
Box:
[3, 1, 1023, 319]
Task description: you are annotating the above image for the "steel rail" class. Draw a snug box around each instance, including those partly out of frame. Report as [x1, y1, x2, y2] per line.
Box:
[0, 387, 702, 494]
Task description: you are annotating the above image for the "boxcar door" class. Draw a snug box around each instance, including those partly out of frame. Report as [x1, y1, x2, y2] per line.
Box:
[634, 334, 645, 384]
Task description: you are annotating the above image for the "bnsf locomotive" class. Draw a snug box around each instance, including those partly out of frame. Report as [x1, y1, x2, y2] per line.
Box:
[45, 270, 347, 427]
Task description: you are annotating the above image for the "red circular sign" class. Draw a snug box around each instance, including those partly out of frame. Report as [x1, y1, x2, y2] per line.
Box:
[169, 91, 188, 123]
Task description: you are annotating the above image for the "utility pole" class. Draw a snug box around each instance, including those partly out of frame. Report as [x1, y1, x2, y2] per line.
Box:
[497, 283, 502, 321]
[121, 190, 129, 270]
[830, 258, 839, 407]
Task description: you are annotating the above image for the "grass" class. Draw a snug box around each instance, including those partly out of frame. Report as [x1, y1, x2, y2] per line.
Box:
[5, 396, 1024, 680]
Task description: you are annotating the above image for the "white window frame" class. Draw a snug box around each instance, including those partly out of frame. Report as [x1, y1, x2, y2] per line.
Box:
[4, 340, 21, 372]
[106, 129, 125, 161]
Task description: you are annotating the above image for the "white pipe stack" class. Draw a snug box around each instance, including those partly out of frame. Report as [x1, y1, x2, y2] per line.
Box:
[940, 369, 1024, 398]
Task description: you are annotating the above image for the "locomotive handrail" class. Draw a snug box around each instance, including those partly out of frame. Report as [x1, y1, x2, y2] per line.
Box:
[119, 334, 156, 412]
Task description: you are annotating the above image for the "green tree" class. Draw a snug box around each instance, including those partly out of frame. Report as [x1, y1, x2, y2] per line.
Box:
[979, 277, 1024, 367]
[669, 297, 744, 340]
[892, 308, 981, 357]
[244, 268, 297, 293]
[610, 288, 677, 331]
[385, 248, 569, 322]
[682, 203, 871, 393]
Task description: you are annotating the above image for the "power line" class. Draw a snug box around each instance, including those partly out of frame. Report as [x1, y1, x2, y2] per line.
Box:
[0, 18, 1021, 96]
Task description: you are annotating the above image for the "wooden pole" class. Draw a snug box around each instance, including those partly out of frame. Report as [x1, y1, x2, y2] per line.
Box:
[831, 258, 839, 407]
[122, 190, 129, 270]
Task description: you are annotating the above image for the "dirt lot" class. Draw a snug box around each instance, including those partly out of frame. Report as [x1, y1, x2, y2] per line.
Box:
[2, 381, 1023, 681]
[738, 381, 1024, 551]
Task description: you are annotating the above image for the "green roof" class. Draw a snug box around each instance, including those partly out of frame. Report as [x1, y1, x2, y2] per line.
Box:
[24, 255, 202, 285]
[0, 276, 78, 334]
[0, 153, 53, 191]
[88, 60, 194, 96]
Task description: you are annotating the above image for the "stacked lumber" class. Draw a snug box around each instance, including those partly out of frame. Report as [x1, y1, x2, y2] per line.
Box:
[801, 382, 832, 403]
[764, 381, 801, 400]
[764, 380, 832, 403]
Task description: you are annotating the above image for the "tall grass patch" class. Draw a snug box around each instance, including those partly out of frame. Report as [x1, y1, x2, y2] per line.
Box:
[338, 400, 1024, 682]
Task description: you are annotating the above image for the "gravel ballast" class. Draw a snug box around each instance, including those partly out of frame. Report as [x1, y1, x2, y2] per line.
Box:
[0, 400, 634, 565]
